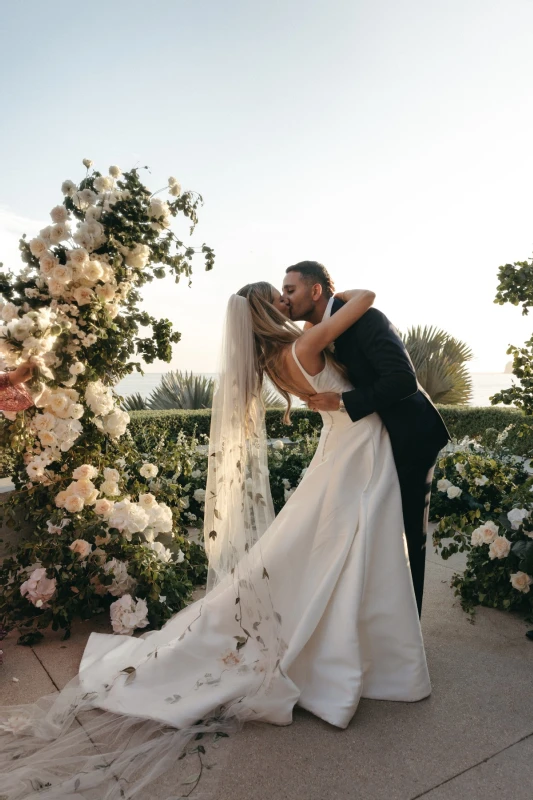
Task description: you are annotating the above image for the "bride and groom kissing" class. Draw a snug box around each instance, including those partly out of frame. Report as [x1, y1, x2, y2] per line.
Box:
[0, 261, 450, 799]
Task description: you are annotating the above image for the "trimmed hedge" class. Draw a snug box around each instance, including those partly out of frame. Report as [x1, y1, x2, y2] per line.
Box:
[128, 405, 533, 454]
[1, 405, 532, 480]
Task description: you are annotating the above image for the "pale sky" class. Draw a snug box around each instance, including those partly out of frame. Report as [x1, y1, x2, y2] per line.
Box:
[2, 0, 533, 373]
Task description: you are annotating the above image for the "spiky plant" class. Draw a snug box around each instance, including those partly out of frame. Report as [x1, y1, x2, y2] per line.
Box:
[121, 392, 149, 411]
[148, 370, 215, 410]
[262, 379, 285, 408]
[400, 325, 473, 405]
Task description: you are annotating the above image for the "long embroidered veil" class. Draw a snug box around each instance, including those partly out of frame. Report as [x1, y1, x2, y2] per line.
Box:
[0, 294, 287, 799]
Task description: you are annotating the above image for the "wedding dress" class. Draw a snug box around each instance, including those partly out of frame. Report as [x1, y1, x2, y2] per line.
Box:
[0, 300, 430, 799]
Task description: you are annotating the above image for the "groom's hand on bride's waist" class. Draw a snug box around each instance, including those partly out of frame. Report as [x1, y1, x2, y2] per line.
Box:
[307, 392, 341, 411]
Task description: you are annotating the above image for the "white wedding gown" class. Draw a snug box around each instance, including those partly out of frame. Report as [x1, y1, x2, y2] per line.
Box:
[78, 346, 431, 731]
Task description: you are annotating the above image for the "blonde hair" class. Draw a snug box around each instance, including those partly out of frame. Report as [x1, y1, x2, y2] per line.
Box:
[236, 282, 340, 424]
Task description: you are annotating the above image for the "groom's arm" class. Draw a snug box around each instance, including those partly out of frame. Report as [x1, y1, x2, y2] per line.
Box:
[338, 309, 418, 422]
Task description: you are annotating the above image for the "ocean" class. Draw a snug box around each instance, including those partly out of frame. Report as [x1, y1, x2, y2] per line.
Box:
[115, 372, 517, 408]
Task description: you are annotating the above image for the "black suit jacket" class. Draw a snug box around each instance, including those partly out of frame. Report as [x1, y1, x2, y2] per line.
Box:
[330, 300, 450, 469]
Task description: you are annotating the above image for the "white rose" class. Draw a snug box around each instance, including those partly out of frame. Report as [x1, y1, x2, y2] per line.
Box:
[109, 165, 121, 178]
[68, 248, 89, 267]
[471, 528, 485, 547]
[472, 520, 499, 545]
[139, 493, 157, 510]
[149, 198, 170, 219]
[104, 559, 137, 597]
[474, 475, 489, 486]
[50, 205, 69, 223]
[73, 286, 95, 307]
[147, 502, 173, 534]
[488, 536, 511, 560]
[106, 303, 119, 319]
[103, 467, 120, 482]
[193, 488, 206, 504]
[510, 571, 533, 593]
[176, 549, 185, 563]
[100, 480, 120, 497]
[29, 237, 48, 258]
[46, 278, 65, 297]
[125, 244, 150, 270]
[51, 264, 73, 284]
[1, 302, 19, 322]
[110, 594, 149, 635]
[437, 478, 452, 493]
[49, 222, 70, 244]
[96, 283, 116, 302]
[61, 180, 77, 196]
[39, 253, 59, 277]
[169, 181, 182, 197]
[507, 508, 530, 530]
[447, 486, 462, 499]
[272, 440, 284, 450]
[139, 463, 158, 479]
[69, 362, 85, 376]
[109, 500, 149, 536]
[94, 498, 114, 517]
[72, 464, 98, 480]
[64, 495, 84, 513]
[82, 260, 104, 283]
[48, 393, 70, 415]
[93, 176, 114, 193]
[102, 409, 129, 439]
[85, 206, 102, 222]
[39, 430, 58, 448]
[69, 539, 92, 559]
[144, 541, 172, 563]
[82, 158, 93, 168]
[85, 380, 114, 416]
[455, 463, 465, 475]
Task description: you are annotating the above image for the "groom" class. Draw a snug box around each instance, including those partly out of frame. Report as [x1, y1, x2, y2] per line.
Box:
[282, 261, 450, 616]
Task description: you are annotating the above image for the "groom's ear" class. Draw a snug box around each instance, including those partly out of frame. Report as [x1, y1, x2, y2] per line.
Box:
[311, 283, 323, 302]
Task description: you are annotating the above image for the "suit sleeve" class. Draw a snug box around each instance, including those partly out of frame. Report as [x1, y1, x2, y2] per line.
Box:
[340, 309, 418, 422]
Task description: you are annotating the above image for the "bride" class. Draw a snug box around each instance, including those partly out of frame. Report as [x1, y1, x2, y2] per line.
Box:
[0, 284, 430, 799]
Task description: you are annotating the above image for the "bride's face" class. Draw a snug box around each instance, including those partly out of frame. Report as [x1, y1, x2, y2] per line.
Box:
[271, 289, 290, 317]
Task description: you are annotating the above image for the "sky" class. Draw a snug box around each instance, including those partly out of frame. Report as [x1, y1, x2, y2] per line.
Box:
[1, 0, 533, 373]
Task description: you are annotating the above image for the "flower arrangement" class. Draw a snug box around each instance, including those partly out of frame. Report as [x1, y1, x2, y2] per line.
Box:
[0, 160, 214, 644]
[432, 432, 533, 620]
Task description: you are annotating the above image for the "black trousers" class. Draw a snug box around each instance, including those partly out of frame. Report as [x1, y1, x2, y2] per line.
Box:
[396, 450, 439, 618]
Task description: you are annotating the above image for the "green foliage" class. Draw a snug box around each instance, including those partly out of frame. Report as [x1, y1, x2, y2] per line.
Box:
[0, 162, 214, 643]
[492, 257, 533, 412]
[432, 439, 533, 621]
[400, 325, 473, 404]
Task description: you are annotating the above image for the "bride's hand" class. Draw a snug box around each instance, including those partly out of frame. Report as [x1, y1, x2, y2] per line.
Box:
[334, 289, 370, 303]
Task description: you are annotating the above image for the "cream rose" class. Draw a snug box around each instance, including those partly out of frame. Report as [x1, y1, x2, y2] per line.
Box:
[94, 498, 114, 517]
[69, 539, 92, 559]
[488, 536, 511, 560]
[73, 287, 95, 307]
[447, 486, 462, 499]
[64, 495, 84, 513]
[510, 571, 533, 593]
[139, 463, 158, 479]
[72, 464, 98, 480]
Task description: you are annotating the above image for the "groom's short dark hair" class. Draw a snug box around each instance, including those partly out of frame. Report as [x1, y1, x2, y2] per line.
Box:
[285, 261, 335, 299]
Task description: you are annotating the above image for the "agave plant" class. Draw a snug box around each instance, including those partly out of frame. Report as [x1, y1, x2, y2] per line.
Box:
[400, 325, 473, 405]
[148, 370, 215, 410]
[121, 392, 149, 411]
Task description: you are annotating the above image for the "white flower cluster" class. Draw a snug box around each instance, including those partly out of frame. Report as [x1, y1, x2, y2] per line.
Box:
[109, 593, 149, 635]
[103, 558, 137, 597]
[108, 496, 173, 542]
[436, 478, 462, 499]
[0, 303, 60, 371]
[85, 380, 130, 440]
[25, 387, 85, 480]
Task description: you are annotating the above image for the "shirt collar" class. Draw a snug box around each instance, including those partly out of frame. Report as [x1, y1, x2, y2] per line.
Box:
[322, 296, 335, 321]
